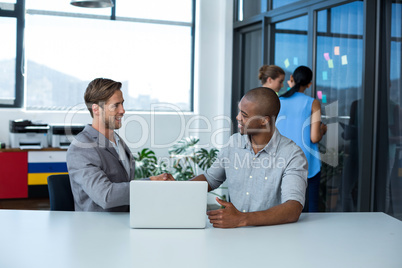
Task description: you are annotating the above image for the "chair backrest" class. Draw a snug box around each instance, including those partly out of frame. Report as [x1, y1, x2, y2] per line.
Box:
[47, 174, 75, 211]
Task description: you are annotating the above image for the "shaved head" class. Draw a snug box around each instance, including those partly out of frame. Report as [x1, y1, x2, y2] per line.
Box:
[243, 87, 280, 121]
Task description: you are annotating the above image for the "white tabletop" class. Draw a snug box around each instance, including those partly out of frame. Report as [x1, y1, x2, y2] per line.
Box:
[0, 210, 401, 268]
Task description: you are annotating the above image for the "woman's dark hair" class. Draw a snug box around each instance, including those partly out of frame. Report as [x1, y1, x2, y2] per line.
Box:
[280, 66, 312, 98]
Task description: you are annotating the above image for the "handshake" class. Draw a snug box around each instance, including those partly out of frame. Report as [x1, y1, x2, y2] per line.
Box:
[149, 173, 175, 181]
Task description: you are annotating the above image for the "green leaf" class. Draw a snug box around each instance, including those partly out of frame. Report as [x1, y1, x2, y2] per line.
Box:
[196, 148, 219, 170]
[168, 137, 199, 155]
[134, 148, 158, 179]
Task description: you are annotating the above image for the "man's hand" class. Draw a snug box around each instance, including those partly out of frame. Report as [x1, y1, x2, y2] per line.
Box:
[149, 173, 175, 181]
[206, 197, 247, 228]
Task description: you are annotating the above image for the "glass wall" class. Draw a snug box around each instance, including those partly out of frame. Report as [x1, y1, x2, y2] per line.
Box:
[237, 0, 261, 21]
[232, 0, 402, 216]
[387, 1, 402, 220]
[316, 2, 364, 212]
[272, 0, 301, 9]
[375, 1, 402, 220]
[274, 15, 308, 94]
[231, 24, 262, 123]
[243, 28, 262, 92]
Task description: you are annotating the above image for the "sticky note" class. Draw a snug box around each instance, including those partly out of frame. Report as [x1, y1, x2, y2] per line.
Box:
[322, 71, 328, 81]
[324, 53, 330, 61]
[317, 91, 323, 99]
[293, 57, 298, 65]
[328, 59, 334, 68]
[284, 58, 290, 68]
[341, 55, 348, 65]
[322, 95, 327, 103]
[334, 46, 340, 55]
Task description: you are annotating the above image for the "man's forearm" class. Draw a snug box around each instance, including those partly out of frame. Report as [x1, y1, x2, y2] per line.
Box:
[243, 200, 303, 226]
[190, 174, 213, 192]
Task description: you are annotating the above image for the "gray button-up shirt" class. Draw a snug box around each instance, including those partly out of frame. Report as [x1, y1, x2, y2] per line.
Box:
[204, 128, 308, 212]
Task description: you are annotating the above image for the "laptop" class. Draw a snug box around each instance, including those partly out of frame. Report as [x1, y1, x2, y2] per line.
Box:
[130, 180, 208, 229]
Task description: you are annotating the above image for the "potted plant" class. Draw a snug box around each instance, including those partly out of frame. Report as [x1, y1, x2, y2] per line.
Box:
[133, 148, 168, 179]
[133, 137, 227, 206]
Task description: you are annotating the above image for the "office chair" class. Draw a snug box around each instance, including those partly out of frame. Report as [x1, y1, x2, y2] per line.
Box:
[47, 174, 75, 211]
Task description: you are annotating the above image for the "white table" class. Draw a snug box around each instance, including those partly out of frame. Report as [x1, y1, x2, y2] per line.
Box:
[0, 210, 401, 268]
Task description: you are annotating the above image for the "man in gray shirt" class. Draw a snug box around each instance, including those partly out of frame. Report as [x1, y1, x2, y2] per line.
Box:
[67, 78, 173, 212]
[192, 87, 308, 228]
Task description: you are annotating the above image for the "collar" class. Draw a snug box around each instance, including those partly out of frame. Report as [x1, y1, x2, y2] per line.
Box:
[84, 124, 117, 149]
[114, 132, 121, 146]
[242, 127, 280, 156]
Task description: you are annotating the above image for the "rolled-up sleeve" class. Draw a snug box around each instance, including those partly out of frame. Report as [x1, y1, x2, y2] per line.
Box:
[281, 146, 308, 207]
[203, 148, 228, 190]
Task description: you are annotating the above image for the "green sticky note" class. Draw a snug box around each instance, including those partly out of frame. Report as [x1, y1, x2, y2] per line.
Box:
[328, 59, 334, 68]
[284, 58, 290, 68]
[322, 95, 327, 103]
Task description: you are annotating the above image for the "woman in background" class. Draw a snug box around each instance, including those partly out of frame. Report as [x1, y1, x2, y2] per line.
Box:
[258, 65, 285, 93]
[276, 66, 327, 212]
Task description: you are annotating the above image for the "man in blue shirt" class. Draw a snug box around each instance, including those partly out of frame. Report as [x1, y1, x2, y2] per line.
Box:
[191, 87, 308, 228]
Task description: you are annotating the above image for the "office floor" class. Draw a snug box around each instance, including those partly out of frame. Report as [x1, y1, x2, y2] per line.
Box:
[0, 198, 50, 210]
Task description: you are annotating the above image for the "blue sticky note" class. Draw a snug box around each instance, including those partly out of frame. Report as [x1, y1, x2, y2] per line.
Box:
[322, 95, 327, 103]
[322, 71, 328, 81]
[293, 57, 298, 65]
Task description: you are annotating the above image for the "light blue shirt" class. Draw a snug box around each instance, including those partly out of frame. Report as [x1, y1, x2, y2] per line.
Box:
[203, 129, 308, 212]
[277, 92, 321, 178]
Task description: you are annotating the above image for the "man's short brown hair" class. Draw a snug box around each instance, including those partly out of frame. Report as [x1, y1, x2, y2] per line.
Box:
[84, 78, 122, 118]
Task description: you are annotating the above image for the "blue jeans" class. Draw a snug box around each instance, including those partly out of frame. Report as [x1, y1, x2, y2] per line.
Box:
[303, 171, 321, 212]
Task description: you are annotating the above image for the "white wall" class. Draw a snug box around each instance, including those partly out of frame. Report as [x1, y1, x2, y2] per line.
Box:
[1, 0, 234, 159]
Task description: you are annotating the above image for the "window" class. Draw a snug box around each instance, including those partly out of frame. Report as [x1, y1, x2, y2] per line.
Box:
[243, 27, 262, 92]
[3, 0, 195, 111]
[375, 1, 402, 220]
[0, 17, 16, 105]
[237, 0, 261, 21]
[272, 0, 301, 9]
[316, 2, 364, 212]
[116, 0, 192, 22]
[233, 0, 392, 215]
[274, 15, 308, 94]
